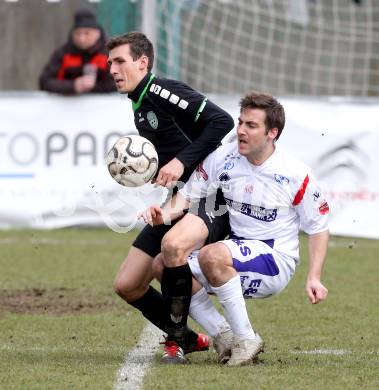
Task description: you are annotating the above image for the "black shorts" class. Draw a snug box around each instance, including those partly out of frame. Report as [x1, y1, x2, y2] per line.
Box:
[133, 189, 230, 258]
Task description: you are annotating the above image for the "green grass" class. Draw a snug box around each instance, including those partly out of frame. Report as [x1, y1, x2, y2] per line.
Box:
[0, 230, 378, 389]
[0, 229, 145, 390]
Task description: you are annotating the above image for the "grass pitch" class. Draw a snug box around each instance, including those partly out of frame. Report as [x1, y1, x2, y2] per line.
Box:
[0, 229, 378, 389]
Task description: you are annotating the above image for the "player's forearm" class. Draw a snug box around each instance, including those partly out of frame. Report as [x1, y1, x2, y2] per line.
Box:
[307, 230, 329, 281]
[161, 192, 190, 223]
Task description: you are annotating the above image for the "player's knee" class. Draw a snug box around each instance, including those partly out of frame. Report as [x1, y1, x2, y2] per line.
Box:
[161, 232, 187, 266]
[113, 274, 130, 299]
[113, 273, 147, 302]
[199, 244, 219, 273]
[113, 275, 126, 297]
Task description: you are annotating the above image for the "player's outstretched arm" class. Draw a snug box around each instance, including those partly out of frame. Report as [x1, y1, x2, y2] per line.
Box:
[138, 192, 190, 226]
[306, 230, 329, 304]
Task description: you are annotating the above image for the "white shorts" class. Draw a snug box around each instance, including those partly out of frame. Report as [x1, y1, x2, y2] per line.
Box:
[188, 239, 296, 299]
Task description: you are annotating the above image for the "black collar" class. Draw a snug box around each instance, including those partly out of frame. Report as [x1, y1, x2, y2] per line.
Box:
[128, 72, 152, 102]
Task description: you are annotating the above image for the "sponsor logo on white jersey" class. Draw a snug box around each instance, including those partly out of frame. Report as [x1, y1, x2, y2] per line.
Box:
[218, 172, 231, 182]
[319, 201, 329, 215]
[225, 198, 278, 222]
[223, 161, 234, 170]
[274, 173, 290, 185]
[245, 184, 254, 193]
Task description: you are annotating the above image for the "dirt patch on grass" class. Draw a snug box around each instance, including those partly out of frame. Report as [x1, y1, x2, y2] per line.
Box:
[0, 287, 117, 315]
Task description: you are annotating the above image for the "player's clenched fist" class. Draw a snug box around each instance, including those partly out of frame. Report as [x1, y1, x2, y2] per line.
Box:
[154, 158, 184, 187]
[305, 279, 328, 304]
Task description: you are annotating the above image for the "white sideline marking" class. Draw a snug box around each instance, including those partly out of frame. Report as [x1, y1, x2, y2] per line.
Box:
[0, 237, 114, 246]
[115, 323, 161, 390]
[291, 349, 351, 355]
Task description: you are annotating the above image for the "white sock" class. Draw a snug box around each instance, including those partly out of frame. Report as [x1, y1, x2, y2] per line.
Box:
[211, 275, 256, 340]
[189, 287, 229, 337]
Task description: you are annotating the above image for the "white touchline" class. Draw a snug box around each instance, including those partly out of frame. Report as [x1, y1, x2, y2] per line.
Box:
[115, 323, 162, 390]
[291, 349, 351, 355]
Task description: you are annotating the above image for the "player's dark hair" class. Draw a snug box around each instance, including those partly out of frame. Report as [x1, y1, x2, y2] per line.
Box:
[239, 92, 285, 141]
[106, 32, 154, 72]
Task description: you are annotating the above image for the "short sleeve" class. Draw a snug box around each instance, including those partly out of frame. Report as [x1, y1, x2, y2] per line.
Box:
[293, 172, 329, 234]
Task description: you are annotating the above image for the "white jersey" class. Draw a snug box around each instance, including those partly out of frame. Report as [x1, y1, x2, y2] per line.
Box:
[180, 142, 329, 261]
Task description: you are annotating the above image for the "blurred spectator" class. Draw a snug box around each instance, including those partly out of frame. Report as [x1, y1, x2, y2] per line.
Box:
[39, 9, 116, 94]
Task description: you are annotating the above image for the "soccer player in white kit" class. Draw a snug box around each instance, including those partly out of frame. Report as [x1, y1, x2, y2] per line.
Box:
[141, 92, 329, 366]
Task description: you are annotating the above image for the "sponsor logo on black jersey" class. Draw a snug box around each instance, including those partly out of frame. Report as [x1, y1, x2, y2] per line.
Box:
[147, 111, 158, 129]
[138, 112, 144, 123]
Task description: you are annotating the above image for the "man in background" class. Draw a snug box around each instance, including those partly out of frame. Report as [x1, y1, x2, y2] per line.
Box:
[39, 9, 115, 94]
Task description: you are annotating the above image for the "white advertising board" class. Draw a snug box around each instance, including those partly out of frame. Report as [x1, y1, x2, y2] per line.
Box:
[0, 92, 378, 238]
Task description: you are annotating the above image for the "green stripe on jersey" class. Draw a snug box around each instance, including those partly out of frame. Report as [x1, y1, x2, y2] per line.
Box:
[132, 73, 155, 112]
[195, 97, 208, 122]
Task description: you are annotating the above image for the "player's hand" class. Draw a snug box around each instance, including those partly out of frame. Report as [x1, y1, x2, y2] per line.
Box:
[138, 205, 164, 226]
[306, 279, 328, 304]
[154, 158, 184, 188]
[74, 75, 96, 93]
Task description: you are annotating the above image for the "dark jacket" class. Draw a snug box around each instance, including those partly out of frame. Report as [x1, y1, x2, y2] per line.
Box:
[129, 73, 235, 182]
[39, 28, 115, 94]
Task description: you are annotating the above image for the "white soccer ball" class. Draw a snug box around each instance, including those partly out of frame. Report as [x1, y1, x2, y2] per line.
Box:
[106, 135, 158, 187]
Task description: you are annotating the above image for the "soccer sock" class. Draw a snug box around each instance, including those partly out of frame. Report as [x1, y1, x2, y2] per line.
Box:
[189, 287, 229, 337]
[161, 263, 193, 344]
[211, 275, 256, 340]
[129, 286, 166, 331]
[129, 285, 201, 347]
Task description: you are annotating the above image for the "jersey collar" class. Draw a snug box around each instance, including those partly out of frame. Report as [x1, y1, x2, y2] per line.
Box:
[128, 72, 155, 111]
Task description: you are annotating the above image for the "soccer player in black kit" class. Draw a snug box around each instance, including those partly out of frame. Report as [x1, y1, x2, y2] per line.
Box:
[107, 32, 233, 364]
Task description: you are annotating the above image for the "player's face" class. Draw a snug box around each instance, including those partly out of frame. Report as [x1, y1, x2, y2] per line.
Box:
[108, 44, 149, 94]
[237, 108, 277, 164]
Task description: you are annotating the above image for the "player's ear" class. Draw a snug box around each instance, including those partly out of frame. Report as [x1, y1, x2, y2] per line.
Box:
[139, 55, 148, 71]
[269, 127, 278, 140]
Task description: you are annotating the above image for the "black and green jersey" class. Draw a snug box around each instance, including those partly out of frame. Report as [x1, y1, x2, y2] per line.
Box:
[128, 72, 234, 182]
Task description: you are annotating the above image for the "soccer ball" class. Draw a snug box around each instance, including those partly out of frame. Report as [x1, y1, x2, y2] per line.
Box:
[106, 135, 158, 187]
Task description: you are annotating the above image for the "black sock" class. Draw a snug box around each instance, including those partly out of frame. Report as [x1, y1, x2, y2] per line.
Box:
[161, 263, 193, 345]
[129, 286, 166, 331]
[129, 284, 199, 348]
